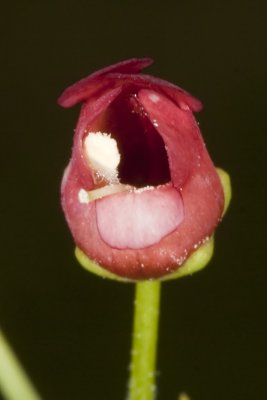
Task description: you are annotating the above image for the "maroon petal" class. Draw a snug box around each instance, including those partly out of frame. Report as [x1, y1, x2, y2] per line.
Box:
[107, 72, 203, 112]
[58, 57, 202, 113]
[58, 58, 153, 108]
[138, 89, 224, 254]
[137, 89, 205, 187]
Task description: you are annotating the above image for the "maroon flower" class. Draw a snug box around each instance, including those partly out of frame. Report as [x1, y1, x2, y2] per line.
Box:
[58, 58, 224, 280]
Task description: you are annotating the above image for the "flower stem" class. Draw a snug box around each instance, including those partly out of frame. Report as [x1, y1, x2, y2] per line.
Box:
[0, 329, 42, 400]
[127, 280, 161, 400]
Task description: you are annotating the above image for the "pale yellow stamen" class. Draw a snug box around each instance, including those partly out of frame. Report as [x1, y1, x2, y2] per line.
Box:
[88, 183, 133, 201]
[78, 184, 133, 205]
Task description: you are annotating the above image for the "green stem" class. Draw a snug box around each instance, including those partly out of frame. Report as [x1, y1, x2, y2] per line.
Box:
[127, 280, 161, 400]
[0, 329, 42, 400]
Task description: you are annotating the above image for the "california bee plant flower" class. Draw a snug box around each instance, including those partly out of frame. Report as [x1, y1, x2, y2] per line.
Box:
[58, 58, 225, 280]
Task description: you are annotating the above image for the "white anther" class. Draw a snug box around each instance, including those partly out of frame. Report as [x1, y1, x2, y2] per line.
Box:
[84, 132, 120, 183]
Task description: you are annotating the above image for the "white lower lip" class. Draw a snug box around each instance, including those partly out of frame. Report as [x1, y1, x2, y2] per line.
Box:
[95, 184, 184, 249]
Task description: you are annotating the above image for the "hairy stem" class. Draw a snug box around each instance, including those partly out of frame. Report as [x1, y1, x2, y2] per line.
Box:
[127, 281, 161, 400]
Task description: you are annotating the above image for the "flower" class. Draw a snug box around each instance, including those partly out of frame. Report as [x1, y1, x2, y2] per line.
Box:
[58, 58, 225, 280]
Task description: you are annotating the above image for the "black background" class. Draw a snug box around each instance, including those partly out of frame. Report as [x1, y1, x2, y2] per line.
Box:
[1, 1, 266, 399]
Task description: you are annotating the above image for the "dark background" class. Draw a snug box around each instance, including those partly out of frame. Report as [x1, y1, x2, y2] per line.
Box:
[1, 1, 266, 399]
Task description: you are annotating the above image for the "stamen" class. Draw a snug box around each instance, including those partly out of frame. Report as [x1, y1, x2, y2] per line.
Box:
[84, 132, 120, 184]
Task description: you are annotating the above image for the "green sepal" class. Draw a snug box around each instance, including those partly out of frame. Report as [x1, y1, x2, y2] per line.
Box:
[75, 236, 214, 283]
[75, 247, 131, 282]
[160, 236, 214, 281]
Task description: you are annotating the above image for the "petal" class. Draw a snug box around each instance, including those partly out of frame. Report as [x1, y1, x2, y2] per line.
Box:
[95, 185, 184, 249]
[138, 89, 203, 187]
[58, 58, 202, 113]
[107, 72, 203, 112]
[62, 162, 223, 279]
[58, 58, 153, 108]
